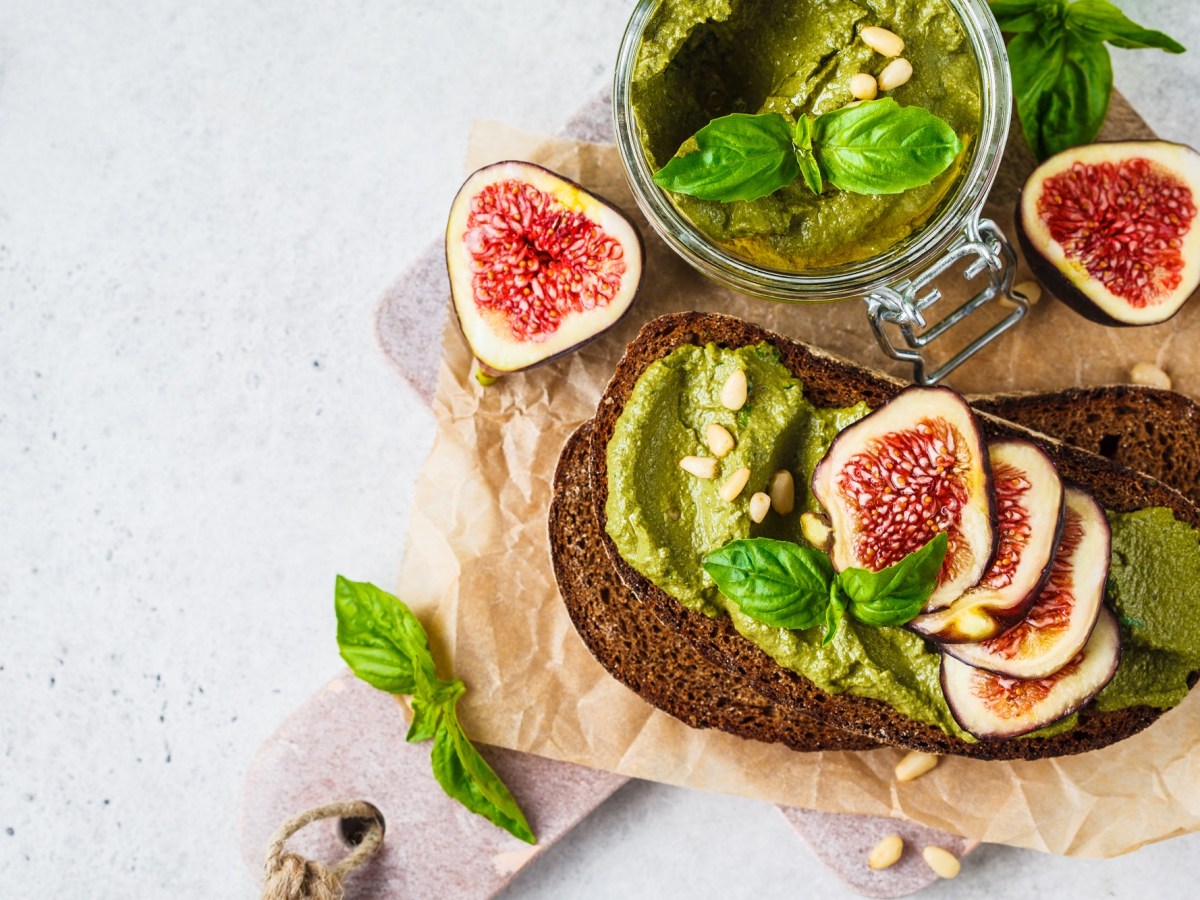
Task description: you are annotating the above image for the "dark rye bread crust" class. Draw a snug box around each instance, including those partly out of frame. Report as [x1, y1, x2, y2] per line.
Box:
[589, 312, 1200, 761]
[551, 420, 881, 752]
[972, 386, 1200, 507]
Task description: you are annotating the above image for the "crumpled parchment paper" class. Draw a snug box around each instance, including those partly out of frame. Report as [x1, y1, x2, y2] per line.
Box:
[392, 104, 1200, 859]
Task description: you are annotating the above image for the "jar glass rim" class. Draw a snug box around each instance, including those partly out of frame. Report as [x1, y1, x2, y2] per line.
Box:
[612, 0, 1013, 302]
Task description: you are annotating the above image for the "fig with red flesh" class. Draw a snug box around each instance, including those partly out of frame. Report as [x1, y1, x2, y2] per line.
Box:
[911, 439, 1064, 643]
[941, 606, 1121, 741]
[446, 161, 644, 382]
[811, 386, 996, 612]
[1017, 141, 1200, 326]
[943, 486, 1110, 680]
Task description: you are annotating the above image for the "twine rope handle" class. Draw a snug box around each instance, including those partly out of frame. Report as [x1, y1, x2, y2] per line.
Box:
[262, 800, 385, 900]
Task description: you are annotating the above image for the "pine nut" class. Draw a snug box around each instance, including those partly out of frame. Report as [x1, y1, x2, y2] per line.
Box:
[878, 58, 913, 91]
[800, 512, 833, 550]
[769, 470, 795, 515]
[922, 846, 961, 879]
[895, 750, 940, 782]
[680, 456, 718, 479]
[1130, 361, 1172, 390]
[1001, 279, 1043, 309]
[706, 423, 736, 458]
[749, 491, 771, 523]
[720, 369, 748, 411]
[867, 834, 904, 871]
[720, 466, 751, 502]
[849, 73, 878, 101]
[1013, 280, 1043, 306]
[861, 26, 905, 57]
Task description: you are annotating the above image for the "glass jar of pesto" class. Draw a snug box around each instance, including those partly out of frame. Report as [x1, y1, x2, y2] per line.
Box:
[613, 0, 1025, 383]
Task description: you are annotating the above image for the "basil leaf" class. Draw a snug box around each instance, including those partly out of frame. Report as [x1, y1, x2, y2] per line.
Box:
[1066, 0, 1184, 53]
[653, 113, 799, 202]
[812, 99, 963, 195]
[432, 696, 536, 844]
[822, 590, 845, 646]
[794, 115, 823, 195]
[334, 576, 439, 695]
[335, 578, 536, 845]
[406, 694, 443, 743]
[1052, 34, 1112, 155]
[987, 0, 1047, 33]
[1011, 29, 1111, 160]
[838, 532, 949, 627]
[703, 538, 835, 630]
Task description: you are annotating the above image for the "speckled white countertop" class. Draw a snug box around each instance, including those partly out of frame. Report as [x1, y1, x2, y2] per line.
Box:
[3, 0, 1199, 896]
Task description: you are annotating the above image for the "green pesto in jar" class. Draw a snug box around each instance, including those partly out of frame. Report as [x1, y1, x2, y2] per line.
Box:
[604, 343, 1200, 741]
[631, 0, 983, 270]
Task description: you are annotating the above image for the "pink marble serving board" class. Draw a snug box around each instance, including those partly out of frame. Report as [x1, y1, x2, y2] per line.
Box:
[239, 90, 976, 898]
[239, 671, 974, 899]
[238, 670, 627, 897]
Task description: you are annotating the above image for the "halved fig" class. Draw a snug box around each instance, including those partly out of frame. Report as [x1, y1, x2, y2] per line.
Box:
[446, 161, 644, 382]
[811, 386, 996, 611]
[941, 606, 1121, 740]
[1017, 141, 1200, 326]
[910, 440, 1064, 643]
[943, 486, 1110, 679]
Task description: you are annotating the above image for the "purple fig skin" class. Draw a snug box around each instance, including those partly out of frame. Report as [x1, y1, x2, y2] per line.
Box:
[811, 384, 999, 601]
[940, 606, 1122, 741]
[446, 160, 646, 379]
[915, 438, 1066, 645]
[1015, 140, 1200, 328]
[941, 483, 1111, 680]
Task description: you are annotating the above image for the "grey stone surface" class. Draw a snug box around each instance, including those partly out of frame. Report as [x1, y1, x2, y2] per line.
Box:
[3, 0, 1200, 897]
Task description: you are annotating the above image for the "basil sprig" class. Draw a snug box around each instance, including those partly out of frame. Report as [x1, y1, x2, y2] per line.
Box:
[335, 576, 535, 844]
[652, 99, 963, 202]
[989, 0, 1184, 161]
[703, 532, 948, 644]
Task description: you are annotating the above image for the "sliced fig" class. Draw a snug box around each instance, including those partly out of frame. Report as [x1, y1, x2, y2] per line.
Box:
[941, 606, 1121, 740]
[1017, 141, 1200, 326]
[911, 439, 1064, 643]
[943, 486, 1110, 679]
[446, 161, 644, 381]
[811, 386, 996, 612]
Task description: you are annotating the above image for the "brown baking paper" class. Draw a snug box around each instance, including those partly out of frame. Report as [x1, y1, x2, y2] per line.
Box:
[396, 107, 1200, 859]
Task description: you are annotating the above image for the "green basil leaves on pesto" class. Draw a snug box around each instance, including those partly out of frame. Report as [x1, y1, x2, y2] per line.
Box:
[631, 0, 983, 270]
[703, 538, 836, 631]
[812, 100, 963, 194]
[704, 532, 947, 642]
[652, 113, 802, 202]
[604, 343, 1200, 741]
[653, 101, 963, 202]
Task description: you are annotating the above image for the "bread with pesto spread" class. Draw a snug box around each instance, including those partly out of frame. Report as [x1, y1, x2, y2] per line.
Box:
[587, 312, 1200, 761]
[551, 420, 882, 752]
[552, 389, 1200, 755]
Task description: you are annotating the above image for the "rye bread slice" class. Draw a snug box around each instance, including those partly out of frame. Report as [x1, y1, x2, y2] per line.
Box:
[550, 393, 1199, 757]
[589, 312, 1200, 761]
[551, 420, 881, 752]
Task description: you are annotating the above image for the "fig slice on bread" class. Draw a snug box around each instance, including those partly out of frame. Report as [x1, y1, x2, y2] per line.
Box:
[942, 487, 1110, 680]
[911, 440, 1064, 643]
[941, 607, 1121, 741]
[811, 386, 997, 613]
